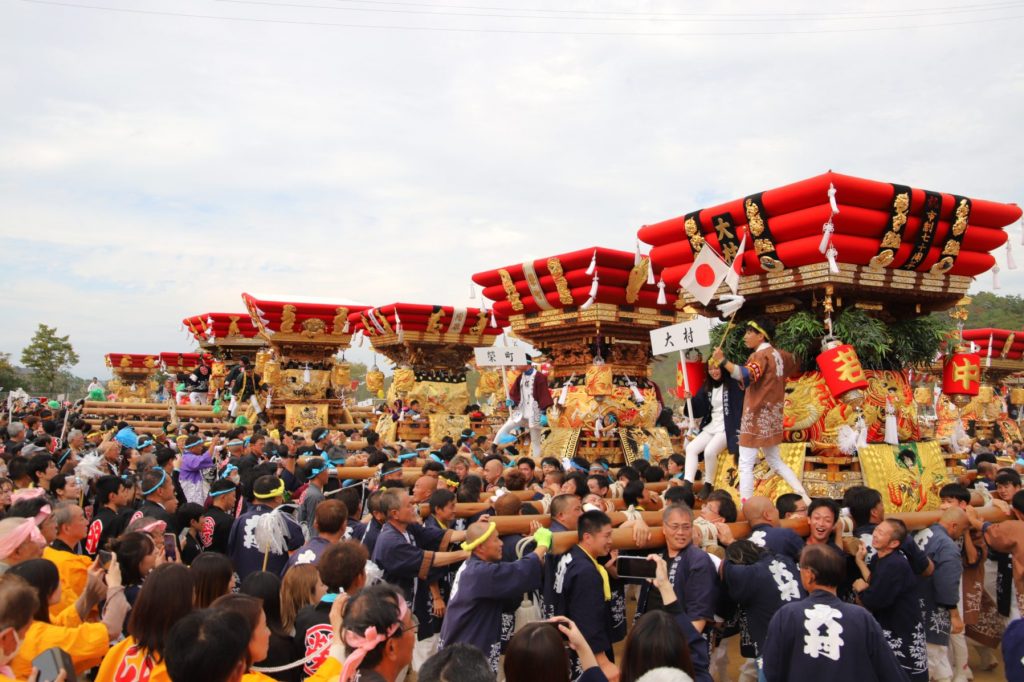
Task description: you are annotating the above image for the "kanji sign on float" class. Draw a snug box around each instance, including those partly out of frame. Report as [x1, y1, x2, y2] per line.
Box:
[474, 346, 530, 367]
[650, 317, 711, 356]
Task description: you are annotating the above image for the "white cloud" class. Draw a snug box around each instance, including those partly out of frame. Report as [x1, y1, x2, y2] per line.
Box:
[0, 0, 1021, 377]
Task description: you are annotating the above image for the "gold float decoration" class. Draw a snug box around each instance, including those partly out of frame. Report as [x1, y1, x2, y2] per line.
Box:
[285, 403, 330, 431]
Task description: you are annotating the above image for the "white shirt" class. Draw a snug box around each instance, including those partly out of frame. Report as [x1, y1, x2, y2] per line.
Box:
[708, 385, 725, 434]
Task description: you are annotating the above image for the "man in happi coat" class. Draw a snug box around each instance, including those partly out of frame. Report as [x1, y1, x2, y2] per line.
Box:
[437, 520, 549, 671]
[914, 507, 967, 682]
[370, 489, 469, 670]
[636, 504, 719, 636]
[199, 478, 236, 555]
[493, 364, 553, 457]
[712, 317, 810, 503]
[228, 475, 304, 579]
[853, 519, 928, 681]
[551, 510, 619, 681]
[541, 493, 583, 618]
[762, 544, 906, 681]
[741, 496, 804, 563]
[720, 538, 805, 675]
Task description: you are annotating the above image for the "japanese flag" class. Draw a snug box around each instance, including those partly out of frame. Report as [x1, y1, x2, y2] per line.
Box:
[680, 245, 729, 306]
[724, 233, 747, 295]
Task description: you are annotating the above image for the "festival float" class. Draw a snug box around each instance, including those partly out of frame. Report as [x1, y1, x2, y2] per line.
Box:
[473, 246, 686, 464]
[241, 293, 370, 431]
[938, 327, 1024, 444]
[348, 303, 508, 444]
[182, 312, 268, 396]
[80, 353, 232, 435]
[639, 170, 1022, 510]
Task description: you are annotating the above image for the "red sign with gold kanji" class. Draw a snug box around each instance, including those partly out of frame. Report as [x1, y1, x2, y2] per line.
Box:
[816, 344, 869, 400]
[942, 352, 981, 396]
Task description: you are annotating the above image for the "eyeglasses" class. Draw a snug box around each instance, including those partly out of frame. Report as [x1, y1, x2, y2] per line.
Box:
[398, 614, 419, 636]
[664, 523, 692, 533]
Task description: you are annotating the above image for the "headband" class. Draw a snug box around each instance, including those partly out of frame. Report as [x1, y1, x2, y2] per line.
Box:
[0, 518, 46, 557]
[397, 453, 417, 462]
[139, 519, 167, 534]
[226, 439, 244, 447]
[308, 464, 327, 477]
[429, 453, 444, 464]
[254, 481, 286, 499]
[461, 521, 497, 551]
[184, 437, 204, 449]
[440, 477, 459, 490]
[137, 438, 154, 450]
[221, 464, 238, 479]
[567, 460, 588, 473]
[142, 468, 168, 496]
[339, 598, 410, 682]
[210, 486, 235, 497]
[11, 488, 46, 505]
[57, 449, 72, 467]
[746, 320, 770, 341]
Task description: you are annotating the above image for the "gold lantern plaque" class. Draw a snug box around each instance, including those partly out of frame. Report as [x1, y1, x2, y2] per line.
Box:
[285, 403, 330, 431]
[331, 362, 352, 390]
[585, 364, 614, 397]
[1010, 388, 1024, 406]
[392, 368, 416, 394]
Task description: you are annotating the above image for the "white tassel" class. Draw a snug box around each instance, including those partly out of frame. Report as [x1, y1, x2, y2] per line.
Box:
[993, 264, 1001, 289]
[629, 380, 645, 404]
[1008, 241, 1018, 270]
[580, 296, 596, 311]
[837, 425, 859, 455]
[489, 308, 498, 328]
[585, 249, 597, 275]
[856, 415, 869, 450]
[469, 283, 476, 299]
[303, 364, 311, 384]
[716, 293, 745, 317]
[558, 375, 574, 406]
[819, 218, 834, 254]
[395, 310, 403, 342]
[634, 242, 642, 266]
[646, 259, 655, 285]
[826, 244, 840, 273]
[265, 389, 272, 410]
[581, 272, 599, 308]
[828, 182, 839, 214]
[594, 417, 603, 439]
[884, 398, 898, 446]
[656, 277, 667, 305]
[951, 410, 969, 453]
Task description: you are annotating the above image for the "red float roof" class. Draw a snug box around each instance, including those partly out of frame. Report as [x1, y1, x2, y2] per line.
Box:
[638, 171, 1021, 285]
[471, 246, 676, 318]
[241, 293, 370, 342]
[960, 328, 1024, 360]
[182, 313, 261, 344]
[105, 353, 159, 370]
[348, 303, 507, 342]
[159, 352, 204, 372]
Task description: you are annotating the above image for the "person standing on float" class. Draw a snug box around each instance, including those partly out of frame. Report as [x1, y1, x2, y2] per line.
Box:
[493, 364, 553, 458]
[712, 317, 810, 504]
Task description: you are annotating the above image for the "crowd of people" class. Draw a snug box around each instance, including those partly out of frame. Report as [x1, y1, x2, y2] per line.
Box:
[0, 319, 1022, 682]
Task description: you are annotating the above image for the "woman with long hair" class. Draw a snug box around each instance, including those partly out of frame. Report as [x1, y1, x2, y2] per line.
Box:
[7, 559, 115, 678]
[504, 617, 606, 682]
[211, 593, 277, 682]
[190, 551, 233, 607]
[240, 571, 299, 682]
[109, 531, 160, 607]
[279, 564, 325, 636]
[683, 361, 743, 492]
[95, 562, 194, 682]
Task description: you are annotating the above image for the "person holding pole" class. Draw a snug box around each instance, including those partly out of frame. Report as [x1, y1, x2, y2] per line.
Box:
[711, 317, 810, 505]
[681, 360, 743, 491]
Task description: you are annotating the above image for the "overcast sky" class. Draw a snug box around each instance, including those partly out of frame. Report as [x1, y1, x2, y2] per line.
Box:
[1, 0, 1022, 378]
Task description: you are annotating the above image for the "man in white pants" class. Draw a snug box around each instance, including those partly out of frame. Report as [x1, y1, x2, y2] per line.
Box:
[712, 318, 810, 505]
[494, 365, 553, 457]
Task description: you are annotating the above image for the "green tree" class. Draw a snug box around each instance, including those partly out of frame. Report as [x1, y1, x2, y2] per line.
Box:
[20, 324, 79, 393]
[0, 352, 20, 391]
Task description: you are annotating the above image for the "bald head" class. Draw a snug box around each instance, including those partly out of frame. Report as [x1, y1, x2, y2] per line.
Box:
[465, 520, 492, 545]
[939, 506, 968, 539]
[742, 496, 779, 527]
[494, 494, 522, 517]
[412, 475, 437, 503]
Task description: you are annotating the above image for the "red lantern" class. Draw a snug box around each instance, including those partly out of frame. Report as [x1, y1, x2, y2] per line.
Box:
[942, 352, 981, 407]
[816, 342, 870, 406]
[676, 358, 707, 399]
